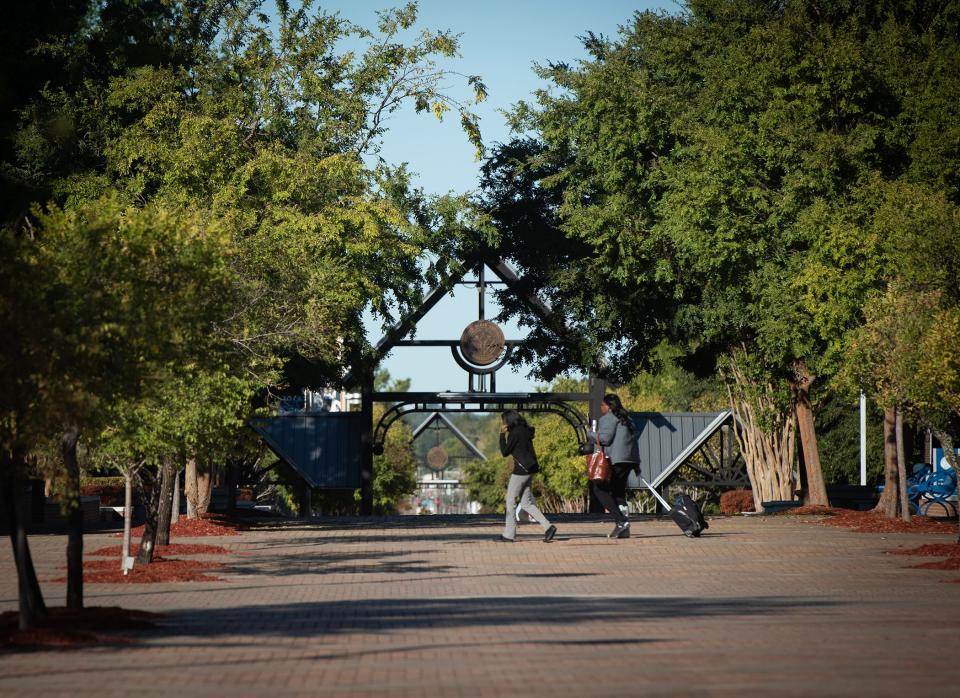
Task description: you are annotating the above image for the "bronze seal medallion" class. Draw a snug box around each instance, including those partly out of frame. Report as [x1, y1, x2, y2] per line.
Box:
[459, 320, 505, 366]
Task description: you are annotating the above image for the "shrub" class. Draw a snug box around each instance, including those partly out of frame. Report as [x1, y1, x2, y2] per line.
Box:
[720, 489, 755, 514]
[79, 477, 126, 506]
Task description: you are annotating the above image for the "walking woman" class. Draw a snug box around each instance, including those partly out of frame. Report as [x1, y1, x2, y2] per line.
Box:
[589, 394, 640, 539]
[497, 410, 557, 543]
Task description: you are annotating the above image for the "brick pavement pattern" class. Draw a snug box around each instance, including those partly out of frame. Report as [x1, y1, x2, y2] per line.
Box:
[1, 515, 959, 697]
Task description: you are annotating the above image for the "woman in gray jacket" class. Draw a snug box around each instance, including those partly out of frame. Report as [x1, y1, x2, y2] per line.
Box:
[589, 394, 640, 539]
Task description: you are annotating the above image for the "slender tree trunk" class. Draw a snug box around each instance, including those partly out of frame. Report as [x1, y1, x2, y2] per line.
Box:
[185, 457, 198, 518]
[185, 457, 212, 518]
[298, 479, 312, 519]
[873, 406, 899, 518]
[895, 410, 911, 522]
[61, 426, 83, 609]
[3, 457, 47, 629]
[135, 467, 163, 564]
[156, 459, 176, 547]
[224, 460, 237, 514]
[793, 362, 829, 506]
[121, 469, 134, 574]
[171, 462, 180, 525]
[197, 467, 211, 514]
[928, 427, 960, 543]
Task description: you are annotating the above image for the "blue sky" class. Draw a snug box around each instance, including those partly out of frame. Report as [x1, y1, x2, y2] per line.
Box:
[316, 1, 672, 391]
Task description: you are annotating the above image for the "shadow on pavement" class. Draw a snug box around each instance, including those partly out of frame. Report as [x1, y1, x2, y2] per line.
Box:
[157, 594, 837, 642]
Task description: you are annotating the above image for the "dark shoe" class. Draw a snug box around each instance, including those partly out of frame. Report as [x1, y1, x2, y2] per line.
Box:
[609, 522, 630, 539]
[543, 525, 557, 543]
[495, 535, 515, 543]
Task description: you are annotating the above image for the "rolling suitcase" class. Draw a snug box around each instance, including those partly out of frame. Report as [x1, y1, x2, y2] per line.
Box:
[641, 478, 709, 537]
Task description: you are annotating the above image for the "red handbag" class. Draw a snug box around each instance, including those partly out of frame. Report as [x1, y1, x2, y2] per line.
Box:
[586, 444, 611, 482]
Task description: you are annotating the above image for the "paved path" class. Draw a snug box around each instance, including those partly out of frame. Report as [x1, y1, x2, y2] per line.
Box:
[1, 515, 959, 697]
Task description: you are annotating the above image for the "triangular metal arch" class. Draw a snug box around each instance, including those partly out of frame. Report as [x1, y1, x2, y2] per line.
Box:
[411, 411, 487, 461]
[372, 255, 564, 361]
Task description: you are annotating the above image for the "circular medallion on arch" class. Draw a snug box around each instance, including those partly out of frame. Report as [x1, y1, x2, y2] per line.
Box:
[459, 320, 506, 366]
[426, 446, 449, 471]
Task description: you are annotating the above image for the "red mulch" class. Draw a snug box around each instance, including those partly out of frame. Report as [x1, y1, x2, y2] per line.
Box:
[782, 506, 958, 534]
[118, 513, 242, 539]
[907, 557, 960, 570]
[888, 543, 960, 557]
[88, 543, 230, 557]
[885, 543, 960, 572]
[1, 606, 162, 649]
[51, 556, 226, 584]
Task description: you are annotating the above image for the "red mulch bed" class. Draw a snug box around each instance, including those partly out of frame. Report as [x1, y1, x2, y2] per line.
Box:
[1, 606, 162, 649]
[886, 543, 960, 573]
[888, 543, 960, 557]
[51, 557, 226, 584]
[88, 543, 230, 557]
[907, 557, 960, 570]
[118, 513, 242, 538]
[782, 506, 958, 534]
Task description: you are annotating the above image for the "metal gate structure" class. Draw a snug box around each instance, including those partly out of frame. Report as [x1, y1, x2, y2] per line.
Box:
[253, 255, 746, 514]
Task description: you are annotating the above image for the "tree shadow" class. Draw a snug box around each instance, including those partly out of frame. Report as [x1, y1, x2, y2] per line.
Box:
[153, 594, 838, 642]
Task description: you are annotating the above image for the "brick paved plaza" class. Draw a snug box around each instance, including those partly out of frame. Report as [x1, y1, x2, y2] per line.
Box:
[2, 515, 959, 697]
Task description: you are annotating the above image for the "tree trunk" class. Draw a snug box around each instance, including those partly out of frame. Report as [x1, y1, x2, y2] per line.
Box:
[298, 479, 312, 519]
[185, 458, 211, 518]
[895, 410, 911, 523]
[793, 362, 829, 506]
[928, 427, 960, 543]
[121, 469, 134, 574]
[3, 458, 47, 630]
[135, 467, 163, 564]
[61, 426, 84, 609]
[724, 353, 796, 512]
[873, 406, 899, 518]
[156, 459, 176, 547]
[171, 462, 180, 525]
[185, 458, 198, 518]
[224, 460, 237, 514]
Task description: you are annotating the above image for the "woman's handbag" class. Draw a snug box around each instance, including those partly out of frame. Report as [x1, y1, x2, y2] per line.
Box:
[586, 444, 611, 482]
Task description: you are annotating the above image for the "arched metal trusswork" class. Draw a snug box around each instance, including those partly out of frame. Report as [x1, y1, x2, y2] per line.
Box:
[372, 391, 590, 456]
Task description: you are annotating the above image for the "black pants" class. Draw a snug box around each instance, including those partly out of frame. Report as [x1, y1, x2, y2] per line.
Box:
[591, 462, 634, 524]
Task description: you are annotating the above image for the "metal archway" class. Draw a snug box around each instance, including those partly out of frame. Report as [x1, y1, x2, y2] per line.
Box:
[372, 392, 590, 456]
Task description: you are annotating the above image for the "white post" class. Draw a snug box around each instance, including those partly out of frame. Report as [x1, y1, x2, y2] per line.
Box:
[859, 392, 867, 486]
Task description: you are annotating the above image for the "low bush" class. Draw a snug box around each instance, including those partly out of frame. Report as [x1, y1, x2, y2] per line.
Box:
[80, 477, 126, 506]
[720, 488, 755, 514]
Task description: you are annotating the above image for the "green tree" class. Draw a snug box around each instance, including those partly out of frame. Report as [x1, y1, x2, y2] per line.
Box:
[480, 0, 960, 512]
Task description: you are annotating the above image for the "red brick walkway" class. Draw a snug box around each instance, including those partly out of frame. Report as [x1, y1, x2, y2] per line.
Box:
[1, 515, 958, 696]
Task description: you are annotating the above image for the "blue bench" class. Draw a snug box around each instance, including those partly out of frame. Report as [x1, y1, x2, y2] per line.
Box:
[906, 463, 958, 516]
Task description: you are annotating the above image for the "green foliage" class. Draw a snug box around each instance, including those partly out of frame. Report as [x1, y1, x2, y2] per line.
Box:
[479, 0, 960, 493]
[813, 390, 884, 486]
[621, 343, 724, 412]
[369, 393, 417, 515]
[485, 0, 959, 373]
[3, 2, 489, 515]
[1, 196, 232, 463]
[461, 457, 508, 514]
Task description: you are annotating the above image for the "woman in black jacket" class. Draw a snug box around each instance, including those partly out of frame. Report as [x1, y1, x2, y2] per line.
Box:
[496, 410, 557, 543]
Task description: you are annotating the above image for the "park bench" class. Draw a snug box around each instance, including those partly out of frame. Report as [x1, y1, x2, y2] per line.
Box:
[905, 463, 958, 516]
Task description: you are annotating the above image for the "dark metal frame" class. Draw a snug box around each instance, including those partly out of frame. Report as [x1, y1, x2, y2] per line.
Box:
[372, 391, 591, 455]
[346, 258, 606, 514]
